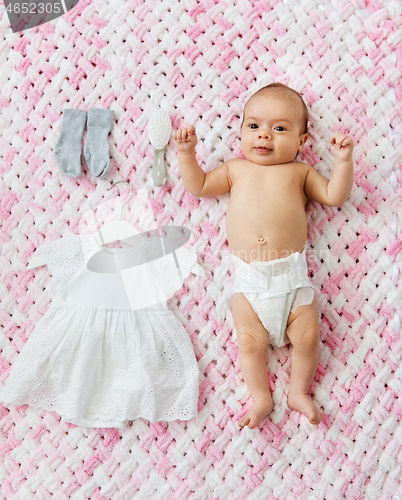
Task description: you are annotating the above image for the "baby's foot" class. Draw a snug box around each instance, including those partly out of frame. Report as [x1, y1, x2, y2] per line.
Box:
[238, 397, 274, 429]
[288, 392, 321, 425]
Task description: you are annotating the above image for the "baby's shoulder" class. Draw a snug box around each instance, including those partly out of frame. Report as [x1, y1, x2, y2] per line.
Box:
[292, 161, 312, 170]
[224, 158, 248, 167]
[218, 158, 248, 182]
[290, 161, 314, 179]
[224, 157, 253, 173]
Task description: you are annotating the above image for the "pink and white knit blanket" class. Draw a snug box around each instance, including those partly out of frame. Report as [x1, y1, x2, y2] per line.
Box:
[0, 0, 401, 499]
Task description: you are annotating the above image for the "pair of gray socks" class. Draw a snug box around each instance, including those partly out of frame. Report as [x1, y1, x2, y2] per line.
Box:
[54, 108, 114, 178]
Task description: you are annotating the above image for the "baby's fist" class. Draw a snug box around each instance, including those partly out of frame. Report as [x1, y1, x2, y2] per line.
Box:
[330, 132, 354, 162]
[174, 125, 198, 155]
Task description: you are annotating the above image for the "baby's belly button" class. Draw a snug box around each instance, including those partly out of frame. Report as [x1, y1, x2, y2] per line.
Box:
[257, 236, 267, 244]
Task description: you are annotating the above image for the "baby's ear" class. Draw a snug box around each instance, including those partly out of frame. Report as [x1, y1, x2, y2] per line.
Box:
[298, 133, 308, 151]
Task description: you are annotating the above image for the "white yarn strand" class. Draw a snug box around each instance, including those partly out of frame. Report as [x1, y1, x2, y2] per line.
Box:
[356, 9, 372, 18]
[392, 262, 399, 286]
[394, 313, 401, 336]
[388, 87, 396, 106]
[391, 213, 399, 237]
[317, 4, 337, 11]
[390, 171, 397, 190]
[283, 0, 301, 6]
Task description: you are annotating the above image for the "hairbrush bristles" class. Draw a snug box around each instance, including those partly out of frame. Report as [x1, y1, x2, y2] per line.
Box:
[149, 110, 172, 150]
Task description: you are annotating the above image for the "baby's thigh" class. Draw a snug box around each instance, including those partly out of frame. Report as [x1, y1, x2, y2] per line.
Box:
[285, 295, 320, 345]
[232, 293, 269, 349]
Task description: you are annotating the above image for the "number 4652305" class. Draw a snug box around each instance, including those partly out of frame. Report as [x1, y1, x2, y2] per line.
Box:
[6, 2, 62, 14]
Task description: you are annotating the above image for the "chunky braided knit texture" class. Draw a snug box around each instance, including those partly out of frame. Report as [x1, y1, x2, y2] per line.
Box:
[1, 0, 402, 499]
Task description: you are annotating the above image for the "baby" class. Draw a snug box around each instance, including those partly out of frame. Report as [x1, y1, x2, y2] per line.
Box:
[174, 83, 354, 428]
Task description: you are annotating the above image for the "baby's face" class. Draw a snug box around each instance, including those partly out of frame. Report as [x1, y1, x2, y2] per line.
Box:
[240, 93, 308, 166]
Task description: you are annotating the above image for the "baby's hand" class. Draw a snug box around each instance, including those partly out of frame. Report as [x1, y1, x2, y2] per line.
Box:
[174, 125, 198, 155]
[330, 132, 354, 162]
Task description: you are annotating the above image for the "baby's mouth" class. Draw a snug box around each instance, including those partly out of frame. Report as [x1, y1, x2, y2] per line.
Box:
[255, 147, 272, 153]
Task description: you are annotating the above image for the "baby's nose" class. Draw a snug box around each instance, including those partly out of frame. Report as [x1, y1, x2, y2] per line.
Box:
[259, 130, 271, 139]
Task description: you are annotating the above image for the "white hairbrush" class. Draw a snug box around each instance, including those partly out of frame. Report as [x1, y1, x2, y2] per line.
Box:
[148, 109, 172, 187]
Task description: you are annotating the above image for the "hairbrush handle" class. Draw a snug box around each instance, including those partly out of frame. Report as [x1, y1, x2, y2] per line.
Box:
[151, 146, 166, 186]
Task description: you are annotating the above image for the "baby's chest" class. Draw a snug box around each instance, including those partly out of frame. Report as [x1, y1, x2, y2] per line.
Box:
[233, 172, 305, 205]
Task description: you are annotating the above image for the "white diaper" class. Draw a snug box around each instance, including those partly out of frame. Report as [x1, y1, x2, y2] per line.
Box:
[232, 249, 315, 347]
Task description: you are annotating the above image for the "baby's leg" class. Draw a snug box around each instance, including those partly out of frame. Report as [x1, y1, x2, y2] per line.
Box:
[232, 293, 274, 429]
[286, 295, 321, 425]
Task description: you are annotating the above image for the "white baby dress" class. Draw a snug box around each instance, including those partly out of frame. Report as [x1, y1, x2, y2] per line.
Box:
[1, 227, 201, 428]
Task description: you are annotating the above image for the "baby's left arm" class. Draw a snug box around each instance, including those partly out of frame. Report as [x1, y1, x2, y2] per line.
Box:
[304, 132, 354, 207]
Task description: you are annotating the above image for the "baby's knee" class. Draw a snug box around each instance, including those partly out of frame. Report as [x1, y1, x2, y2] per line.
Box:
[237, 328, 269, 355]
[289, 322, 320, 348]
[287, 299, 320, 347]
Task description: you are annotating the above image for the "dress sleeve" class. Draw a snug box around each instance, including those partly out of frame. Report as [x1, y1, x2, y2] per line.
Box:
[143, 247, 202, 303]
[39, 235, 84, 289]
[174, 246, 199, 281]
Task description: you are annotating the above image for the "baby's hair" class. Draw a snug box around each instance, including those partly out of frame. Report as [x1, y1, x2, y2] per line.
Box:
[243, 83, 309, 134]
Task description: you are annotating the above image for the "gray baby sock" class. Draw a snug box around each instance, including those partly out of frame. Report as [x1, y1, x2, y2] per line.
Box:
[84, 108, 114, 178]
[54, 109, 87, 178]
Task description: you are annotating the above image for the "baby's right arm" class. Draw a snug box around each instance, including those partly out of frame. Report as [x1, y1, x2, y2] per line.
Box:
[174, 126, 232, 197]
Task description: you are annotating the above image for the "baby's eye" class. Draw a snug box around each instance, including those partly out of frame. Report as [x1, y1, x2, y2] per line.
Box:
[249, 124, 258, 129]
[274, 126, 285, 131]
